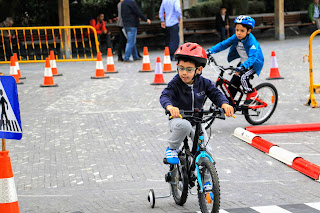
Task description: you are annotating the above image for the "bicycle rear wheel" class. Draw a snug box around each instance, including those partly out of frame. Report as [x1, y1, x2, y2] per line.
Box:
[171, 155, 189, 206]
[197, 158, 220, 213]
[244, 82, 278, 125]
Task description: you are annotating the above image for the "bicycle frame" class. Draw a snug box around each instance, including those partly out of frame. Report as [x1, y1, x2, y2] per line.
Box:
[180, 109, 222, 193]
[214, 66, 269, 111]
[215, 71, 244, 108]
[195, 150, 214, 193]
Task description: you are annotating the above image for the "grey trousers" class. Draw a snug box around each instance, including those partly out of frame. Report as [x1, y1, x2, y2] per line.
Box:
[167, 118, 213, 183]
[168, 118, 213, 157]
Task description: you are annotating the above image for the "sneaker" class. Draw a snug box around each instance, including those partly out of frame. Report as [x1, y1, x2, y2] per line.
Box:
[134, 57, 142, 61]
[244, 89, 258, 106]
[118, 58, 124, 62]
[165, 147, 179, 164]
[204, 182, 214, 203]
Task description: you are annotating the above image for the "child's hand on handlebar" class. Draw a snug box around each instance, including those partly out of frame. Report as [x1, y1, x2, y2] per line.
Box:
[166, 105, 181, 118]
[221, 103, 234, 117]
[206, 49, 215, 63]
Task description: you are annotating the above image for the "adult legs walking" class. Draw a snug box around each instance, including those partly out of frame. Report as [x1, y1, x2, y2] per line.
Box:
[124, 27, 139, 61]
[167, 23, 179, 60]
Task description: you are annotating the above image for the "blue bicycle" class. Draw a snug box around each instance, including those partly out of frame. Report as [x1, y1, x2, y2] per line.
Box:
[148, 106, 226, 213]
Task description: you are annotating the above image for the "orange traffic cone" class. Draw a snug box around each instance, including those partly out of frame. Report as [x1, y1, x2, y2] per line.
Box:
[139, 46, 154, 72]
[13, 53, 26, 79]
[267, 51, 284, 80]
[50, 51, 62, 76]
[106, 48, 118, 73]
[0, 151, 20, 213]
[91, 52, 109, 79]
[10, 57, 23, 85]
[151, 57, 167, 85]
[163, 47, 174, 73]
[40, 58, 58, 87]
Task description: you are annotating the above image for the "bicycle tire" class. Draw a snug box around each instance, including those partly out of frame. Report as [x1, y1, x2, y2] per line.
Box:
[197, 158, 220, 213]
[244, 82, 278, 125]
[171, 155, 189, 206]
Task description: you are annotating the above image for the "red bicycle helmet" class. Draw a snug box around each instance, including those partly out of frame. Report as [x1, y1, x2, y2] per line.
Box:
[174, 42, 207, 67]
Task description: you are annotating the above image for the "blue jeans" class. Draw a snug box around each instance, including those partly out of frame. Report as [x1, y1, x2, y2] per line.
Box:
[218, 26, 235, 41]
[167, 24, 180, 60]
[124, 27, 139, 61]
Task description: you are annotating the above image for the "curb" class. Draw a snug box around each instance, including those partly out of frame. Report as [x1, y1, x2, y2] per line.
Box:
[233, 127, 320, 181]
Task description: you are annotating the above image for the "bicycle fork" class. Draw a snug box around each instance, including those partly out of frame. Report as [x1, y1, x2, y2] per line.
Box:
[195, 150, 214, 193]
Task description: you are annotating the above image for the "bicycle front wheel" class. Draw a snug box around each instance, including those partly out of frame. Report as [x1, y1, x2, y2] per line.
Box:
[244, 82, 278, 125]
[197, 158, 220, 213]
[171, 155, 189, 206]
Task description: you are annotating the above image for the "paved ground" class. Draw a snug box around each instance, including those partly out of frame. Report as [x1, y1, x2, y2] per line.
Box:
[0, 29, 320, 213]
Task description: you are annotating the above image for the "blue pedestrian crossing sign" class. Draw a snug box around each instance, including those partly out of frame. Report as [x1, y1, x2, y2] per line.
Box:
[0, 76, 22, 140]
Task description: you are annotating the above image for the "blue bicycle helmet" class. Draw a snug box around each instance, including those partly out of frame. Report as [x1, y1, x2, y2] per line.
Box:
[234, 15, 255, 29]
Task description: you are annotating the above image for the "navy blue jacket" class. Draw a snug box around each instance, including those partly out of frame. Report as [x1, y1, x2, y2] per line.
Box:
[121, 0, 148, 27]
[160, 74, 229, 111]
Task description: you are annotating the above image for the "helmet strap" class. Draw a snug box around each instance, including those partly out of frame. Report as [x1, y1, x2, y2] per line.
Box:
[192, 68, 200, 80]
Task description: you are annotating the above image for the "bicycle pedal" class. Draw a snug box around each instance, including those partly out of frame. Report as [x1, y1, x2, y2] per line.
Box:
[190, 173, 197, 181]
[165, 172, 171, 182]
[163, 158, 169, 164]
[189, 181, 195, 188]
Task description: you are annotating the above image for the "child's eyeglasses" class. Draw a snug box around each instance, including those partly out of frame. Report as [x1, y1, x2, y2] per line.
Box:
[177, 66, 197, 73]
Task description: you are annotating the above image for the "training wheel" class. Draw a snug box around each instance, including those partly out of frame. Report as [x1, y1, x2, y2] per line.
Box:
[147, 189, 155, 208]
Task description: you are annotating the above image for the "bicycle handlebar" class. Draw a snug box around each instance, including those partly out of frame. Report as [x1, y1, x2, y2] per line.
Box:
[207, 55, 236, 74]
[166, 106, 226, 121]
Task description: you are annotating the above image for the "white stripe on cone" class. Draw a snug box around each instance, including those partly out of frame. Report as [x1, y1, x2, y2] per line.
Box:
[107, 56, 114, 64]
[163, 55, 171, 64]
[233, 127, 256, 144]
[268, 146, 299, 166]
[15, 61, 20, 71]
[0, 177, 18, 203]
[10, 64, 18, 75]
[96, 61, 103, 70]
[143, 55, 150, 64]
[50, 59, 57, 68]
[271, 55, 278, 68]
[155, 61, 162, 74]
[44, 67, 53, 77]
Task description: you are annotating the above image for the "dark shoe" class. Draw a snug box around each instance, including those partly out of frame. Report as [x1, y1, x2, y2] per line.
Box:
[134, 57, 142, 61]
[118, 58, 124, 62]
[123, 60, 134, 63]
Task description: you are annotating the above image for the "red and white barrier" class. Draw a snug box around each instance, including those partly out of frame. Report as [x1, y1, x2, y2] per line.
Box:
[246, 123, 320, 134]
[233, 127, 320, 181]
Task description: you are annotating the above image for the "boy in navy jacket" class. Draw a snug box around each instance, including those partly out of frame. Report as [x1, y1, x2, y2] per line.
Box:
[160, 42, 234, 191]
[160, 42, 234, 164]
[207, 15, 264, 105]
